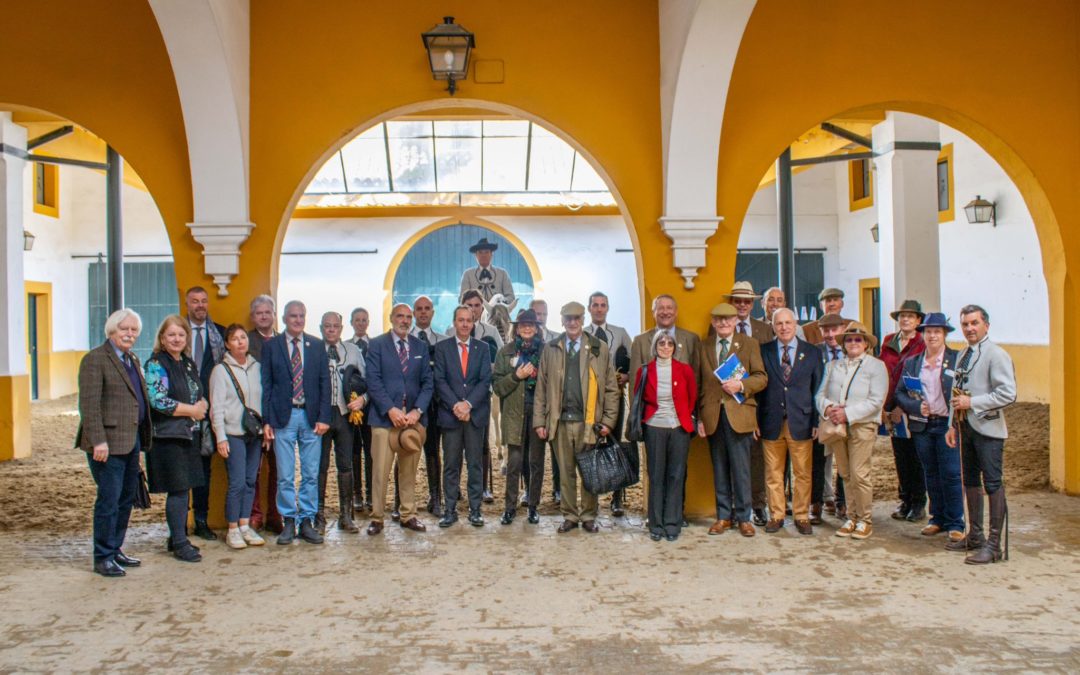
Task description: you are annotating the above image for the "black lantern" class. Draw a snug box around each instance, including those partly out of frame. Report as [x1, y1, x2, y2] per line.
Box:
[963, 195, 997, 227]
[421, 16, 475, 96]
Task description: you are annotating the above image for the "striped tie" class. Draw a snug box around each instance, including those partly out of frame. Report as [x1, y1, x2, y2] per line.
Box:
[781, 345, 793, 382]
[290, 338, 304, 403]
[398, 339, 408, 373]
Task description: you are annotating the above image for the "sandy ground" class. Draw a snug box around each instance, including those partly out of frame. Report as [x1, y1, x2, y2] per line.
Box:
[1, 397, 1077, 671]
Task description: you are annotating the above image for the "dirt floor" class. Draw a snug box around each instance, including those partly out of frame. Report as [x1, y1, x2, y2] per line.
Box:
[0, 397, 1078, 671]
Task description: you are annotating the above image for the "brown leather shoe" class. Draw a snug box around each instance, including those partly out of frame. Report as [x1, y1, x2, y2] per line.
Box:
[399, 517, 426, 532]
[836, 504, 848, 520]
[823, 500, 836, 515]
[366, 520, 383, 536]
[738, 521, 755, 537]
[765, 518, 784, 533]
[708, 519, 732, 535]
[557, 520, 579, 533]
[809, 503, 824, 525]
[582, 520, 599, 533]
[794, 519, 813, 535]
[922, 524, 943, 536]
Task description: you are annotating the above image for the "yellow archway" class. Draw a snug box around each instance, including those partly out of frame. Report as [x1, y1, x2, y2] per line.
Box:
[379, 216, 544, 324]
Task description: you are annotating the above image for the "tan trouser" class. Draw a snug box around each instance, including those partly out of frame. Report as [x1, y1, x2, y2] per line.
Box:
[830, 421, 876, 523]
[553, 420, 598, 522]
[762, 422, 813, 520]
[370, 425, 425, 522]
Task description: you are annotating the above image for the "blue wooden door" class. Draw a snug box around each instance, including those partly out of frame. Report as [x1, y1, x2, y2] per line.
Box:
[393, 224, 534, 334]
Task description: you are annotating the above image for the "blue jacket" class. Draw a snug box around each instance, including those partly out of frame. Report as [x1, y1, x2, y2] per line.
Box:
[260, 332, 331, 430]
[757, 338, 824, 441]
[893, 348, 958, 433]
[365, 331, 434, 429]
[434, 336, 492, 430]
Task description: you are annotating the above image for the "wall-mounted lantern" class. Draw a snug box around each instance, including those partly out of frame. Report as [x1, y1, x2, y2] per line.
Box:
[421, 17, 475, 96]
[963, 195, 997, 227]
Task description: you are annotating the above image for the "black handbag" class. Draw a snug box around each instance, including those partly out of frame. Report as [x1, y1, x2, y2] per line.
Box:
[626, 365, 648, 442]
[575, 433, 635, 495]
[224, 363, 264, 438]
[134, 468, 151, 509]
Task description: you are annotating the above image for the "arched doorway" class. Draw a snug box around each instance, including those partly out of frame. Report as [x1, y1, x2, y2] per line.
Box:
[391, 221, 536, 334]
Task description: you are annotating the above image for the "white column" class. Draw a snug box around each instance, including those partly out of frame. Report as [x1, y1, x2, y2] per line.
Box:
[0, 113, 27, 377]
[872, 112, 942, 314]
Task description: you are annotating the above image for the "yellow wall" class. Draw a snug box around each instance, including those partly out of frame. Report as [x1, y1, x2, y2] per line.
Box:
[709, 0, 1080, 493]
[0, 375, 30, 461]
[946, 342, 1051, 405]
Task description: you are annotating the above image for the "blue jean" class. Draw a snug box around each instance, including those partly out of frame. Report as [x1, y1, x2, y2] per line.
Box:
[225, 434, 261, 523]
[274, 408, 321, 521]
[87, 443, 141, 562]
[913, 418, 965, 532]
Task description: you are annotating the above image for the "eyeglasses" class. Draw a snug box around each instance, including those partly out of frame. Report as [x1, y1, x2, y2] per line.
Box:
[844, 336, 865, 343]
[731, 298, 753, 305]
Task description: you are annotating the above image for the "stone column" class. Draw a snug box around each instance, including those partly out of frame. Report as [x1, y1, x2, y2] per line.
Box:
[0, 113, 30, 461]
[872, 112, 942, 315]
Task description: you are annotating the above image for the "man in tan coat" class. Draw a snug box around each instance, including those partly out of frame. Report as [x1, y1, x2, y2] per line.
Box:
[629, 294, 702, 387]
[801, 288, 854, 345]
[534, 301, 620, 533]
[697, 303, 768, 537]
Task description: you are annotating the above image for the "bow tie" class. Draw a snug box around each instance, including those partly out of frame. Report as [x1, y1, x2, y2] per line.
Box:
[479, 268, 492, 281]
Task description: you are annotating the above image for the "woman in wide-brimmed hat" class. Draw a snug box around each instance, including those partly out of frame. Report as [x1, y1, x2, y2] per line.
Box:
[893, 313, 966, 550]
[815, 321, 888, 540]
[880, 299, 929, 524]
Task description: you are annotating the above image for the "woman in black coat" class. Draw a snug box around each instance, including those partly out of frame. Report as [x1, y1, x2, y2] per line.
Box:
[144, 315, 209, 562]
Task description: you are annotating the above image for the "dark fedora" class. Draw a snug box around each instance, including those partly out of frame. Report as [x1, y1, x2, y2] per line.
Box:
[916, 312, 955, 333]
[512, 309, 540, 325]
[469, 237, 499, 253]
[890, 299, 925, 321]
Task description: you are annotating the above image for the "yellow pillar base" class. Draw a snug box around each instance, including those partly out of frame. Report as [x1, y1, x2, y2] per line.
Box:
[0, 374, 31, 462]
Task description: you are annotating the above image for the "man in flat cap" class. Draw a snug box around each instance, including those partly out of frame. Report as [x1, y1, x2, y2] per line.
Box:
[801, 288, 854, 345]
[698, 303, 768, 537]
[725, 282, 775, 344]
[460, 237, 515, 304]
[533, 301, 620, 533]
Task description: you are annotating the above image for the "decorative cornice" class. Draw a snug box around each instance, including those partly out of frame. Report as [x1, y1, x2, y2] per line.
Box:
[658, 215, 723, 289]
[185, 221, 255, 297]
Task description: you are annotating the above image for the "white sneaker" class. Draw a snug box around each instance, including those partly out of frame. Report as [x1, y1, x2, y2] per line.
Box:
[240, 526, 265, 546]
[226, 528, 248, 549]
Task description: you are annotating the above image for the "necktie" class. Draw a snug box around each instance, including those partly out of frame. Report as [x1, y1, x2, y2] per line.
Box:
[781, 345, 793, 381]
[355, 338, 368, 356]
[460, 342, 469, 376]
[595, 326, 608, 343]
[831, 347, 841, 362]
[398, 339, 408, 373]
[419, 330, 428, 345]
[738, 322, 747, 335]
[568, 340, 577, 357]
[958, 347, 973, 372]
[328, 344, 340, 409]
[193, 326, 205, 368]
[718, 338, 729, 363]
[290, 338, 304, 403]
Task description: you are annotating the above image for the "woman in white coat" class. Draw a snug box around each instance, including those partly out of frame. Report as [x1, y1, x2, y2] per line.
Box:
[815, 322, 889, 540]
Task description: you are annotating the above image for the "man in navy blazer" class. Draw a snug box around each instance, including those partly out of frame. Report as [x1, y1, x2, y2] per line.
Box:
[434, 306, 493, 528]
[365, 303, 434, 534]
[757, 308, 823, 535]
[261, 300, 331, 545]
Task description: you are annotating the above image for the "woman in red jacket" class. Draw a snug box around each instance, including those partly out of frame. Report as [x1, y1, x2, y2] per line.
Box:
[634, 332, 698, 541]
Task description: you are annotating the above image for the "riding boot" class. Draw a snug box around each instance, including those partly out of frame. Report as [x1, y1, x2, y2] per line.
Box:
[337, 470, 359, 533]
[946, 486, 984, 551]
[430, 485, 443, 518]
[967, 488, 1007, 565]
[315, 468, 328, 533]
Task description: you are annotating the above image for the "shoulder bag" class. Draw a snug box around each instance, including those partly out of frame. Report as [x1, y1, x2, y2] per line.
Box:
[818, 359, 863, 445]
[626, 365, 648, 442]
[224, 363, 264, 438]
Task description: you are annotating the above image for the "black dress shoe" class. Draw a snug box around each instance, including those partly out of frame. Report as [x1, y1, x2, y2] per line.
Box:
[193, 520, 218, 541]
[391, 508, 401, 522]
[439, 513, 458, 528]
[557, 520, 578, 533]
[483, 490, 495, 504]
[582, 520, 599, 533]
[468, 510, 485, 527]
[114, 551, 141, 567]
[527, 508, 539, 524]
[752, 508, 768, 526]
[906, 505, 927, 522]
[553, 491, 561, 504]
[430, 501, 443, 518]
[681, 518, 689, 528]
[650, 532, 663, 541]
[891, 503, 910, 520]
[93, 559, 125, 577]
[172, 543, 202, 563]
[277, 518, 296, 545]
[665, 533, 679, 542]
[166, 539, 200, 553]
[299, 518, 325, 544]
[500, 509, 515, 525]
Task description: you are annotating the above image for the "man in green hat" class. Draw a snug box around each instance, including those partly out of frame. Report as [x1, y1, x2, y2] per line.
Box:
[801, 288, 854, 345]
[533, 301, 620, 533]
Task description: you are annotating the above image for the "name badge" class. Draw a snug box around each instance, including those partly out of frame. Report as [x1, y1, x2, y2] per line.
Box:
[944, 369, 955, 378]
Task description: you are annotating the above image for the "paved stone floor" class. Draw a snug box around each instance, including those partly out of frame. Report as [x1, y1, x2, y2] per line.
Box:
[1, 491, 1078, 673]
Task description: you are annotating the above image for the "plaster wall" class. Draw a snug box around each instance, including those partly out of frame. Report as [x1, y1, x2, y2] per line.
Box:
[279, 215, 638, 337]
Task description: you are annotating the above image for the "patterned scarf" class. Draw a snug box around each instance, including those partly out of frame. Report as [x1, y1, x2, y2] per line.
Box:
[514, 335, 543, 391]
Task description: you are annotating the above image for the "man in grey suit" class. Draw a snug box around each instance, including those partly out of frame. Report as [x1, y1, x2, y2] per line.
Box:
[460, 237, 514, 304]
[946, 305, 1016, 565]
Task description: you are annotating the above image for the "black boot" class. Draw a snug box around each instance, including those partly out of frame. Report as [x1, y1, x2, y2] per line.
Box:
[527, 507, 540, 524]
[299, 518, 324, 544]
[611, 490, 625, 517]
[193, 520, 217, 541]
[967, 489, 1007, 565]
[316, 468, 329, 533]
[947, 487, 985, 551]
[338, 471, 359, 533]
[277, 517, 296, 545]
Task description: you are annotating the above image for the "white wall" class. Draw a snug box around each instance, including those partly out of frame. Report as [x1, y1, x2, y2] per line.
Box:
[22, 163, 172, 352]
[278, 215, 640, 336]
[739, 118, 1048, 345]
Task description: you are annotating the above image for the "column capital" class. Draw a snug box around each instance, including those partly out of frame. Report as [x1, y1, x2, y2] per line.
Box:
[186, 221, 255, 297]
[658, 215, 723, 289]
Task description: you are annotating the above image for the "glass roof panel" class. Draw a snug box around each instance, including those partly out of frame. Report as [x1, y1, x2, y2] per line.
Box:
[340, 124, 389, 192]
[386, 120, 433, 138]
[388, 136, 436, 192]
[483, 120, 530, 137]
[435, 136, 482, 191]
[571, 153, 607, 192]
[306, 154, 345, 194]
[482, 136, 528, 191]
[527, 135, 574, 191]
[433, 120, 481, 137]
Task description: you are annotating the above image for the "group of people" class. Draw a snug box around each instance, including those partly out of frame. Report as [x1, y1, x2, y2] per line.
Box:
[77, 237, 1017, 577]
